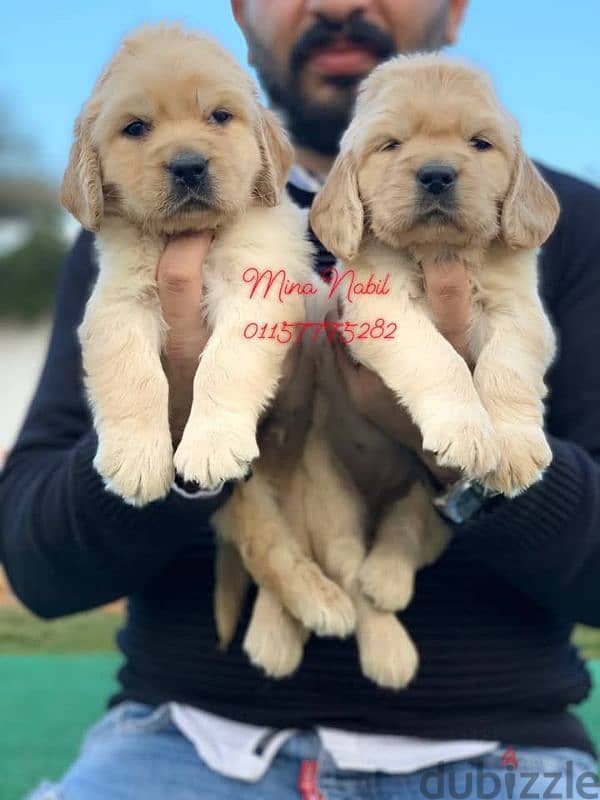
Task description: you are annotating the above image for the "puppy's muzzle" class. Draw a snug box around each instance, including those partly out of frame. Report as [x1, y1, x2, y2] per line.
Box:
[168, 151, 211, 199]
[416, 163, 456, 197]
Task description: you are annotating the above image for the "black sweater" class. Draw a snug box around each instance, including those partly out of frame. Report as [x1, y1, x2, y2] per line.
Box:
[1, 166, 600, 755]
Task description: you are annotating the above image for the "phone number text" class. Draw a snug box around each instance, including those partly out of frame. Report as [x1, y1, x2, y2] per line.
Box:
[243, 319, 397, 344]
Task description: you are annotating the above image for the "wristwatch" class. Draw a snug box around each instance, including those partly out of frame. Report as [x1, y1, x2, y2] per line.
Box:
[433, 477, 502, 524]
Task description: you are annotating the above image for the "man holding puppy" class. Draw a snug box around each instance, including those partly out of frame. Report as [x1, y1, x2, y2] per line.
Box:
[2, 1, 600, 798]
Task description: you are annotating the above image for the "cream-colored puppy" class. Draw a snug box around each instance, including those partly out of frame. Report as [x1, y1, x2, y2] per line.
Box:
[311, 55, 559, 496]
[211, 289, 358, 671]
[211, 326, 358, 664]
[214, 282, 450, 690]
[60, 25, 313, 504]
[298, 308, 451, 689]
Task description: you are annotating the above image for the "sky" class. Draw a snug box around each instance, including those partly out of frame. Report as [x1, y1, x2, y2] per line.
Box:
[1, 1, 598, 184]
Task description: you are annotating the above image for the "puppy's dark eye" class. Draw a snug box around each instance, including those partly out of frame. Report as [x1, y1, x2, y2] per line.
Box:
[379, 139, 401, 152]
[122, 120, 150, 138]
[210, 109, 233, 125]
[470, 137, 492, 151]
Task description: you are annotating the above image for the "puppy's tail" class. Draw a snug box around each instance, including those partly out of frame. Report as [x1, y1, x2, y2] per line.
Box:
[213, 540, 250, 651]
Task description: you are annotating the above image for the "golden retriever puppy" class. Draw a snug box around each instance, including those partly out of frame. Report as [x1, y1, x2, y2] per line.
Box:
[299, 326, 451, 689]
[311, 55, 559, 496]
[211, 328, 358, 668]
[214, 283, 450, 689]
[60, 24, 313, 505]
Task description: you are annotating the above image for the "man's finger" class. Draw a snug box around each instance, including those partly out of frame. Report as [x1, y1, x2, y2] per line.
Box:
[422, 260, 471, 361]
[157, 231, 213, 361]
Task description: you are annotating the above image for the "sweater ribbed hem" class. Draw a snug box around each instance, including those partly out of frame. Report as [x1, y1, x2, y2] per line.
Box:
[109, 686, 596, 758]
[462, 436, 588, 575]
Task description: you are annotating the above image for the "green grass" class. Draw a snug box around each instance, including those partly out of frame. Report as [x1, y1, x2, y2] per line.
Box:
[574, 626, 600, 659]
[0, 606, 122, 654]
[0, 609, 122, 798]
[0, 654, 120, 800]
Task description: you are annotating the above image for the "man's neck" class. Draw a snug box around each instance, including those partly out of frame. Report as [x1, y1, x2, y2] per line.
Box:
[294, 145, 335, 178]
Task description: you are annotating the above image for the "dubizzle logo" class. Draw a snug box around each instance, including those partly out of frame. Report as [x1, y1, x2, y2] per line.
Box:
[419, 746, 600, 799]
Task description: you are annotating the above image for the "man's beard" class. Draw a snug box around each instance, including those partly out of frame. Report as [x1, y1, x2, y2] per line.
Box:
[246, 6, 450, 156]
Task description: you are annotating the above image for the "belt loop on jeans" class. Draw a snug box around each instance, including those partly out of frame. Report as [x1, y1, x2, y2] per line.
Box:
[298, 760, 324, 800]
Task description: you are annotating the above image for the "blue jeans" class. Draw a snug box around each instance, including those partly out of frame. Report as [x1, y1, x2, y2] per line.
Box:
[27, 702, 598, 799]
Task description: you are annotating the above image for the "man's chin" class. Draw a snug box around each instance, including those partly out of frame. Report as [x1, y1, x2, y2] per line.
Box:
[321, 73, 367, 89]
[299, 68, 361, 103]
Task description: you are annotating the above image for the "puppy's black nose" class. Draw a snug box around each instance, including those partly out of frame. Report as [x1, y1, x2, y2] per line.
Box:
[417, 163, 457, 195]
[168, 152, 209, 189]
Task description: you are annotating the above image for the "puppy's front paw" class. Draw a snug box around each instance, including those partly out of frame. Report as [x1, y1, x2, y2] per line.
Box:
[243, 593, 308, 679]
[485, 423, 552, 496]
[422, 407, 497, 478]
[174, 413, 259, 489]
[358, 553, 415, 613]
[357, 613, 419, 690]
[95, 427, 173, 506]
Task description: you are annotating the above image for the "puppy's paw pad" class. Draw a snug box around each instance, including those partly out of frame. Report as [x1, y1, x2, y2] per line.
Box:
[485, 424, 552, 496]
[95, 431, 173, 506]
[358, 555, 415, 612]
[358, 615, 419, 690]
[422, 409, 497, 477]
[174, 416, 259, 488]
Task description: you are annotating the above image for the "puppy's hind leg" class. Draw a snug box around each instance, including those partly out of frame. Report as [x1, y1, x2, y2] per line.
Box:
[304, 432, 418, 690]
[358, 482, 451, 613]
[243, 587, 309, 678]
[212, 473, 355, 639]
[212, 485, 308, 676]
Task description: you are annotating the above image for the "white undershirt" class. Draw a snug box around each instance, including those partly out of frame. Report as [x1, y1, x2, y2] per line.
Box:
[171, 704, 498, 782]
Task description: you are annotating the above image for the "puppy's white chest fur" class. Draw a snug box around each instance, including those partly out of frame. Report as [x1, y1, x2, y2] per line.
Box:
[201, 199, 313, 333]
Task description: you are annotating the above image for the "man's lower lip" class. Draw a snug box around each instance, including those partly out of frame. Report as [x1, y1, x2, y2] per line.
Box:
[309, 48, 378, 76]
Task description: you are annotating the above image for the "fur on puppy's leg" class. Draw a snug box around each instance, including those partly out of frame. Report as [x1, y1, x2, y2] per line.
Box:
[243, 587, 308, 678]
[353, 592, 419, 690]
[213, 473, 355, 639]
[304, 425, 419, 690]
[359, 483, 451, 613]
[213, 540, 250, 651]
[79, 224, 173, 506]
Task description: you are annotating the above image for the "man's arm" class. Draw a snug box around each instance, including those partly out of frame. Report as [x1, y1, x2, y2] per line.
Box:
[0, 231, 230, 619]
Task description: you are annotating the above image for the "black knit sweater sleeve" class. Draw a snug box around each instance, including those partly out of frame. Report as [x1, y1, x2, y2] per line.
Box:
[0, 231, 231, 619]
[462, 170, 600, 627]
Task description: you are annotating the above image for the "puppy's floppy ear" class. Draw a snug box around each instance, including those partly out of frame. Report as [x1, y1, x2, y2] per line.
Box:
[501, 141, 559, 249]
[60, 112, 103, 232]
[253, 108, 294, 207]
[310, 152, 363, 262]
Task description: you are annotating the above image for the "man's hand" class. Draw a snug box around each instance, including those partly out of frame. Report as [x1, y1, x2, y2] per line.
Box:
[157, 232, 214, 446]
[331, 260, 472, 482]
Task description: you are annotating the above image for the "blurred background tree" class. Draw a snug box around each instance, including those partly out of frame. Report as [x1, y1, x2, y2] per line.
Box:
[0, 98, 69, 322]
